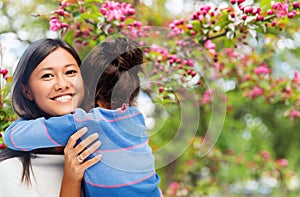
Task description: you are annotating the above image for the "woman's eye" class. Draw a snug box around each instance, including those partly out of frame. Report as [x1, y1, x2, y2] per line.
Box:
[66, 70, 78, 76]
[41, 73, 54, 79]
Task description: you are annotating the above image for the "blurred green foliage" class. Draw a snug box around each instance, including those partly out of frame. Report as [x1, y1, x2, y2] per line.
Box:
[1, 0, 300, 196]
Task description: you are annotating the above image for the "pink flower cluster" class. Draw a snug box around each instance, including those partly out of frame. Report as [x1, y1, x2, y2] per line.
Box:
[204, 40, 216, 55]
[150, 45, 169, 58]
[260, 150, 271, 160]
[191, 5, 212, 21]
[271, 2, 297, 18]
[246, 86, 264, 99]
[168, 19, 185, 37]
[289, 109, 300, 118]
[230, 0, 299, 21]
[100, 1, 135, 22]
[49, 16, 68, 32]
[254, 63, 271, 75]
[225, 48, 238, 58]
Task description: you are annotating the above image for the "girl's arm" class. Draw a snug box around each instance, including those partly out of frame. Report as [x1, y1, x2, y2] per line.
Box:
[3, 114, 77, 151]
[60, 127, 102, 197]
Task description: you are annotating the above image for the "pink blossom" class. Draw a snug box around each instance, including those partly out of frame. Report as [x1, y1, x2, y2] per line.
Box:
[247, 86, 263, 99]
[272, 2, 289, 18]
[254, 63, 270, 75]
[288, 11, 297, 19]
[260, 150, 271, 160]
[244, 75, 251, 81]
[204, 40, 215, 49]
[170, 182, 179, 190]
[168, 20, 185, 37]
[244, 6, 253, 14]
[293, 71, 300, 84]
[293, 1, 300, 9]
[186, 24, 194, 29]
[201, 90, 211, 104]
[0, 68, 8, 76]
[291, 109, 300, 117]
[276, 158, 288, 167]
[267, 9, 274, 15]
[0, 143, 6, 149]
[49, 16, 62, 31]
[100, 1, 135, 22]
[202, 5, 211, 11]
[285, 87, 292, 94]
[242, 14, 247, 20]
[204, 40, 216, 55]
[253, 86, 263, 95]
[184, 59, 195, 67]
[225, 48, 238, 58]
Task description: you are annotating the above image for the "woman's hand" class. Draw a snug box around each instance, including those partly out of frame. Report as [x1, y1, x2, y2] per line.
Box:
[60, 127, 102, 197]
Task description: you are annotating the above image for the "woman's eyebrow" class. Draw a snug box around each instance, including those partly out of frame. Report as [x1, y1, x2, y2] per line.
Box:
[64, 64, 78, 68]
[37, 64, 78, 73]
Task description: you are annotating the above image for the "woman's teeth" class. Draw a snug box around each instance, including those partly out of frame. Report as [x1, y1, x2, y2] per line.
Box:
[54, 95, 72, 102]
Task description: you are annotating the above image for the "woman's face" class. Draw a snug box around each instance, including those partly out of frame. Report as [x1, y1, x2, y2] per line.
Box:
[24, 48, 84, 116]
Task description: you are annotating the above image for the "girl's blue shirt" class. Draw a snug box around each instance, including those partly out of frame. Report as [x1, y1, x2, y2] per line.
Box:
[4, 106, 161, 197]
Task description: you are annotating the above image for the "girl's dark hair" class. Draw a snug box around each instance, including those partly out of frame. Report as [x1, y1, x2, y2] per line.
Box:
[92, 37, 143, 109]
[0, 38, 81, 185]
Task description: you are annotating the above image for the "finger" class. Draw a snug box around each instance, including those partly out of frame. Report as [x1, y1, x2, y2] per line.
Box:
[79, 141, 101, 160]
[74, 133, 99, 154]
[66, 127, 88, 149]
[82, 154, 102, 169]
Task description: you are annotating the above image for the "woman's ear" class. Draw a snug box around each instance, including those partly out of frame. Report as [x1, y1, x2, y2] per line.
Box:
[21, 84, 34, 100]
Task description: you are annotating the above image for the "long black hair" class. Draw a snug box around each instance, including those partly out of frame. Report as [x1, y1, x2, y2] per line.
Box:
[0, 38, 81, 185]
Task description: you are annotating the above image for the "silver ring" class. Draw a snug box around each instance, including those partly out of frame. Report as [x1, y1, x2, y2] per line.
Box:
[77, 154, 84, 163]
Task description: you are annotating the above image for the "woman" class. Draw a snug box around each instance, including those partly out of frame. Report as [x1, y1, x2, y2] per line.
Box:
[0, 38, 101, 197]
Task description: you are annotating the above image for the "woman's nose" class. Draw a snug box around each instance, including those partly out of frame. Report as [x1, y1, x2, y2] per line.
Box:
[54, 77, 70, 91]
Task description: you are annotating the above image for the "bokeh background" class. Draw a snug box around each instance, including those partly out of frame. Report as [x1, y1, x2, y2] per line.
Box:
[1, 0, 300, 196]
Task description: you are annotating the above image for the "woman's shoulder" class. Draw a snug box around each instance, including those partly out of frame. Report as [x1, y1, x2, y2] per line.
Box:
[0, 156, 21, 169]
[0, 154, 65, 197]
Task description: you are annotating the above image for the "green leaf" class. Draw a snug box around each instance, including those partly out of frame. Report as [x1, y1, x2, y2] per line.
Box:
[260, 0, 272, 11]
[72, 11, 82, 18]
[84, 0, 101, 3]
[255, 23, 267, 33]
[190, 20, 201, 32]
[63, 30, 75, 45]
[124, 18, 135, 25]
[224, 39, 235, 48]
[78, 12, 101, 22]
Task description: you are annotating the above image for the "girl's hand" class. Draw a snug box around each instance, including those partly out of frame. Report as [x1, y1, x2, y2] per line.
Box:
[60, 127, 102, 197]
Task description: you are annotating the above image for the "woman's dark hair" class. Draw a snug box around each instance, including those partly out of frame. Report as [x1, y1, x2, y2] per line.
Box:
[86, 37, 143, 109]
[0, 38, 81, 185]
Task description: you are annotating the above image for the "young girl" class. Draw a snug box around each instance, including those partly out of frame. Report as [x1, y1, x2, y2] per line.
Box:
[4, 38, 162, 196]
[0, 38, 101, 197]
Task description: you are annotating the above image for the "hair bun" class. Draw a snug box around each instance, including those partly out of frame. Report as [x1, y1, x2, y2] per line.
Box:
[101, 38, 143, 72]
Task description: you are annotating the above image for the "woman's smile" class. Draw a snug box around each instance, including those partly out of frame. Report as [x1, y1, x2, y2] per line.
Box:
[51, 93, 75, 103]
